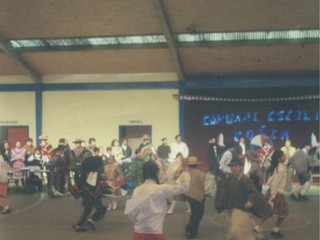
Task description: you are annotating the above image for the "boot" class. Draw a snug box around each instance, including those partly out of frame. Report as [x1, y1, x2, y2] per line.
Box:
[112, 199, 117, 210]
[167, 200, 177, 215]
[1, 206, 11, 214]
[107, 199, 112, 211]
[185, 202, 191, 213]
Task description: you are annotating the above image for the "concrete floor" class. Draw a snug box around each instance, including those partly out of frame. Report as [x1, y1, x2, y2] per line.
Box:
[0, 186, 319, 240]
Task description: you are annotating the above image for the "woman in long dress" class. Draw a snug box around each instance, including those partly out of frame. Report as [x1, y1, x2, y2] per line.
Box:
[254, 149, 289, 238]
[166, 153, 191, 214]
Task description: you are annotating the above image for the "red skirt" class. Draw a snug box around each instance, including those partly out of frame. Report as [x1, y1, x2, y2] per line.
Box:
[265, 188, 289, 217]
[0, 182, 8, 197]
[134, 232, 165, 240]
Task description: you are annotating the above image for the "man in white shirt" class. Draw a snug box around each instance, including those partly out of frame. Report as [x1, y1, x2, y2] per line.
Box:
[219, 143, 235, 177]
[169, 135, 189, 163]
[124, 160, 190, 239]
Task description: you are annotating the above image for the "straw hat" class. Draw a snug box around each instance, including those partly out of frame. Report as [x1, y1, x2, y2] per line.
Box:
[187, 156, 201, 165]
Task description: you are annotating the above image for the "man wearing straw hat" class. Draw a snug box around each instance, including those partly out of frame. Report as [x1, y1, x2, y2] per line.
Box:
[183, 156, 206, 239]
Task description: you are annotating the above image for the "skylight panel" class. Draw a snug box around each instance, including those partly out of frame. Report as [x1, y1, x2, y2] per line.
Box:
[177, 29, 320, 43]
[10, 40, 46, 48]
[44, 35, 166, 47]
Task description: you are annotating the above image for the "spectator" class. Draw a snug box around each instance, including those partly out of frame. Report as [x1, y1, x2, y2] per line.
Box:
[207, 137, 221, 174]
[24, 138, 36, 164]
[157, 138, 171, 165]
[169, 135, 189, 163]
[121, 138, 132, 160]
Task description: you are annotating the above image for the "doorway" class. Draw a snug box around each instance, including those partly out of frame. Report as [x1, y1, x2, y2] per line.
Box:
[119, 125, 152, 156]
[0, 126, 29, 148]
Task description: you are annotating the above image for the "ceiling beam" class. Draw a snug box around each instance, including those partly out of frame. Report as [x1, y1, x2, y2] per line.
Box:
[0, 37, 42, 83]
[152, 0, 185, 80]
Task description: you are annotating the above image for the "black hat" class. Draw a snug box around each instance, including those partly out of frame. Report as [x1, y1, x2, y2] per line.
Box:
[73, 138, 84, 144]
[93, 147, 100, 153]
[228, 158, 243, 167]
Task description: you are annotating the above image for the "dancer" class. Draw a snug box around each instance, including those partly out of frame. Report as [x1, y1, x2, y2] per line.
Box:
[254, 150, 289, 238]
[104, 154, 125, 210]
[257, 139, 274, 183]
[219, 143, 235, 178]
[289, 141, 315, 201]
[72, 153, 107, 232]
[166, 153, 191, 214]
[124, 160, 190, 240]
[184, 156, 206, 239]
[0, 155, 11, 214]
[280, 140, 296, 192]
[246, 151, 264, 193]
[215, 159, 272, 240]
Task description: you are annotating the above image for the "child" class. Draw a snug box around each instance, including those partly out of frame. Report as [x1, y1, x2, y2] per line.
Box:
[104, 155, 125, 210]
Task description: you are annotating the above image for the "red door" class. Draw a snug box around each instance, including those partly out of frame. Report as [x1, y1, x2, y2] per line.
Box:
[8, 127, 28, 148]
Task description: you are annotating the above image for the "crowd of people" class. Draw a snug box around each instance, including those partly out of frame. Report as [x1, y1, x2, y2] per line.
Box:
[0, 133, 319, 240]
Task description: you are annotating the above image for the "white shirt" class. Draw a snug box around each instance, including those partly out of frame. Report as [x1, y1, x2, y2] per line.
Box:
[239, 143, 246, 155]
[169, 141, 189, 162]
[219, 150, 233, 174]
[124, 172, 190, 234]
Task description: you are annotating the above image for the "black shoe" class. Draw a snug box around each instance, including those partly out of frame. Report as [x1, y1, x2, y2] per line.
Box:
[72, 225, 87, 232]
[86, 219, 96, 231]
[299, 194, 308, 201]
[253, 229, 266, 240]
[271, 230, 284, 238]
[186, 232, 197, 239]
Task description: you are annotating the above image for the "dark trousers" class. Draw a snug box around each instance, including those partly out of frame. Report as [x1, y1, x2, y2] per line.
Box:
[185, 196, 205, 237]
[77, 191, 106, 227]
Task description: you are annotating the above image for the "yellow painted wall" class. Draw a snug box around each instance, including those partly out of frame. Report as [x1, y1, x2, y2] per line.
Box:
[42, 89, 179, 149]
[0, 92, 36, 140]
[0, 73, 178, 84]
[43, 73, 178, 83]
